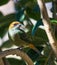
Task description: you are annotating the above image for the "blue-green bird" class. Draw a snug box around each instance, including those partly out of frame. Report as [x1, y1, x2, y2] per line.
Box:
[8, 21, 40, 54]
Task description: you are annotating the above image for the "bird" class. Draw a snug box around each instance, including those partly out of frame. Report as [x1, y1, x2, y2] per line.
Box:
[8, 21, 41, 54]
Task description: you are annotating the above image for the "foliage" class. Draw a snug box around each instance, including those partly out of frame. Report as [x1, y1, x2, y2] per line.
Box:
[0, 0, 8, 6]
[0, 0, 57, 65]
[7, 58, 26, 65]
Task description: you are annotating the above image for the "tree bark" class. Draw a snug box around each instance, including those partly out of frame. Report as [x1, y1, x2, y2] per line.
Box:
[37, 0, 57, 58]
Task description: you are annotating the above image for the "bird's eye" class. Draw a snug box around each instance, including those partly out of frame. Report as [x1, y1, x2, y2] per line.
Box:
[14, 24, 18, 26]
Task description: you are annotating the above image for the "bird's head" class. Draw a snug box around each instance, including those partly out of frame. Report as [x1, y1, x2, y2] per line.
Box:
[8, 21, 28, 37]
[9, 21, 20, 29]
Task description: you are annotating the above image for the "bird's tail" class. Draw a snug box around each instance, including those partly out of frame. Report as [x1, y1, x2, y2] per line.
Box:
[28, 44, 41, 55]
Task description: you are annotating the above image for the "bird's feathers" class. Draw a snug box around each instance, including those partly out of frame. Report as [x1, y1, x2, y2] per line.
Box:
[8, 21, 41, 54]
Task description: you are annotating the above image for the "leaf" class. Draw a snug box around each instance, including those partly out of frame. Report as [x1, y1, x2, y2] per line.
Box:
[0, 14, 16, 27]
[26, 5, 40, 20]
[7, 58, 26, 65]
[15, 0, 40, 20]
[0, 14, 16, 37]
[0, 0, 8, 6]
[31, 28, 48, 46]
[50, 18, 57, 24]
[32, 19, 43, 35]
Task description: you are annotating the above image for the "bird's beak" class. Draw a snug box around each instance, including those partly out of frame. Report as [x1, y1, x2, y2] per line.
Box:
[17, 24, 29, 33]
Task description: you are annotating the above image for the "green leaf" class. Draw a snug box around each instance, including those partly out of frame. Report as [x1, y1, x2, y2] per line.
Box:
[7, 58, 26, 65]
[0, 0, 8, 6]
[0, 14, 16, 27]
[15, 0, 40, 20]
[0, 14, 16, 37]
[26, 7, 40, 20]
[50, 18, 57, 24]
[31, 28, 48, 46]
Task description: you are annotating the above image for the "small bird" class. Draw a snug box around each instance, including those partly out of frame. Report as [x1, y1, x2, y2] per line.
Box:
[8, 21, 41, 54]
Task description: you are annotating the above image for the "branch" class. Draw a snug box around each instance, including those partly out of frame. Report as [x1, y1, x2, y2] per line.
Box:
[0, 59, 4, 65]
[0, 48, 10, 65]
[0, 48, 34, 65]
[37, 0, 57, 58]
